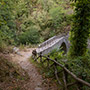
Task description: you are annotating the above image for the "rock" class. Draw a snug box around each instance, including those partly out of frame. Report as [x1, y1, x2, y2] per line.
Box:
[13, 47, 22, 56]
[35, 87, 42, 90]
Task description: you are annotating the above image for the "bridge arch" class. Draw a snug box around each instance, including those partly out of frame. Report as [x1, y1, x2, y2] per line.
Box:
[60, 42, 67, 54]
[58, 37, 69, 54]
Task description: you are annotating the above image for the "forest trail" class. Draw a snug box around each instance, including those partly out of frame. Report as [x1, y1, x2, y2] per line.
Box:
[10, 48, 58, 90]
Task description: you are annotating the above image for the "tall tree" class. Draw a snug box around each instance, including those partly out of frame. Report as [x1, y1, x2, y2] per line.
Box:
[69, 0, 90, 57]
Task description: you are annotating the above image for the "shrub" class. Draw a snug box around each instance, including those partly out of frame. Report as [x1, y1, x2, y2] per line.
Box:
[0, 38, 5, 52]
[49, 6, 65, 29]
[49, 49, 90, 89]
[18, 27, 40, 44]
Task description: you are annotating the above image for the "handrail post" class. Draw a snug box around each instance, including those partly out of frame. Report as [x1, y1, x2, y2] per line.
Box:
[40, 52, 42, 63]
[63, 61, 68, 90]
[77, 78, 83, 90]
[63, 69, 68, 90]
[65, 64, 68, 83]
[55, 58, 57, 66]
[54, 58, 62, 87]
[47, 55, 50, 68]
[32, 49, 37, 61]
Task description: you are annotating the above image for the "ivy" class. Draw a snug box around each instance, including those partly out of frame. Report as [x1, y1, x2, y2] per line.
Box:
[69, 0, 90, 57]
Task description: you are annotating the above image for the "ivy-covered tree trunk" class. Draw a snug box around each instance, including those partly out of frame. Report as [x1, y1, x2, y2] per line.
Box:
[69, 0, 90, 57]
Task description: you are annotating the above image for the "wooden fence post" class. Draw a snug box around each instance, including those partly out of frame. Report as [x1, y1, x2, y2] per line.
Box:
[32, 49, 37, 61]
[77, 80, 83, 90]
[63, 69, 68, 90]
[40, 52, 42, 63]
[54, 58, 63, 87]
[65, 64, 68, 83]
[47, 55, 50, 68]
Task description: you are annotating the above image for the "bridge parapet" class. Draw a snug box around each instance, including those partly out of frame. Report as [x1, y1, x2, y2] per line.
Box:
[36, 34, 70, 55]
[38, 36, 57, 48]
[38, 33, 68, 48]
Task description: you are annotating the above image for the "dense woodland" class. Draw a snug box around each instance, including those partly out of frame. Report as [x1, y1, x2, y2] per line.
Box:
[0, 0, 72, 47]
[0, 0, 90, 90]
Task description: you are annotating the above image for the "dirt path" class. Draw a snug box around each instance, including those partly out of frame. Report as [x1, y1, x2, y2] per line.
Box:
[10, 48, 58, 90]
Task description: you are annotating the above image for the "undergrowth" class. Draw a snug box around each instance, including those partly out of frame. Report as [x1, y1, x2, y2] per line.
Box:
[31, 49, 90, 90]
[0, 54, 29, 90]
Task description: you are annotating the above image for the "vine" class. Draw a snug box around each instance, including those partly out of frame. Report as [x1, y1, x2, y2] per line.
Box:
[69, 0, 90, 57]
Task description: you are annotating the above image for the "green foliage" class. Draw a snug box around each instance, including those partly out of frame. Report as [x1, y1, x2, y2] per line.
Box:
[49, 7, 65, 29]
[18, 27, 40, 44]
[68, 56, 90, 78]
[49, 49, 90, 89]
[0, 38, 5, 52]
[69, 0, 90, 57]
[67, 50, 90, 89]
[0, 0, 16, 45]
[0, 0, 72, 47]
[49, 49, 65, 60]
[21, 0, 71, 42]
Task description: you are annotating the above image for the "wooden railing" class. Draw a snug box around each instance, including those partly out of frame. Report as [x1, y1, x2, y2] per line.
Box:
[32, 52, 90, 90]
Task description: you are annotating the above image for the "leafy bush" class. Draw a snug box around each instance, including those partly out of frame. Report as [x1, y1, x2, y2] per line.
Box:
[49, 6, 65, 29]
[0, 38, 5, 52]
[67, 52, 90, 90]
[48, 49, 90, 89]
[0, 0, 16, 45]
[50, 49, 90, 83]
[45, 48, 90, 89]
[68, 56, 90, 78]
[18, 27, 40, 44]
[49, 49, 65, 59]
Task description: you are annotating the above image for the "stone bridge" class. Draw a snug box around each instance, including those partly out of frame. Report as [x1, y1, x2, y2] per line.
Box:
[36, 34, 70, 55]
[35, 33, 90, 55]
